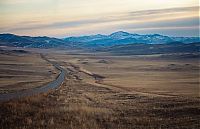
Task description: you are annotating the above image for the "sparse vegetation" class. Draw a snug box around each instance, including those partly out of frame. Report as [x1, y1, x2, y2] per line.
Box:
[0, 49, 199, 129]
[0, 79, 199, 129]
[0, 50, 58, 93]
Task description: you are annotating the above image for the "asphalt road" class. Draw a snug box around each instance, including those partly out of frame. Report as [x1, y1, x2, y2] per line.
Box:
[0, 54, 66, 102]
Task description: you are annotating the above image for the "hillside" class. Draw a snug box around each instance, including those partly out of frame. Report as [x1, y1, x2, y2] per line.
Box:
[0, 34, 72, 48]
[96, 42, 200, 55]
[64, 31, 200, 48]
[0, 32, 199, 49]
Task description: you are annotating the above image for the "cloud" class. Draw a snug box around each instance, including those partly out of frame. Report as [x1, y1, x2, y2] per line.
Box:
[118, 17, 199, 29]
[0, 6, 199, 37]
[1, 18, 112, 32]
[129, 6, 198, 16]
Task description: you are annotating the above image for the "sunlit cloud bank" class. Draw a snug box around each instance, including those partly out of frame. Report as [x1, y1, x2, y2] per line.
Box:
[0, 0, 199, 37]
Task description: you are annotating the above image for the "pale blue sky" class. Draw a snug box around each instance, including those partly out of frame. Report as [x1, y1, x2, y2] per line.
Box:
[0, 0, 199, 37]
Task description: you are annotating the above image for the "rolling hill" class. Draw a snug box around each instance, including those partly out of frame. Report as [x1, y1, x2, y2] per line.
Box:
[0, 34, 71, 48]
[96, 42, 200, 55]
[0, 32, 199, 53]
[64, 31, 200, 47]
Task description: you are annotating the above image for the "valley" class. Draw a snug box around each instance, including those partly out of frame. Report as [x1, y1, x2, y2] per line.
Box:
[0, 47, 59, 94]
[0, 47, 199, 129]
[0, 0, 199, 128]
[0, 0, 200, 129]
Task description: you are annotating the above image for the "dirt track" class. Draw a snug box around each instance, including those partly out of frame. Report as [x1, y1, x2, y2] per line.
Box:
[0, 54, 66, 102]
[0, 53, 199, 129]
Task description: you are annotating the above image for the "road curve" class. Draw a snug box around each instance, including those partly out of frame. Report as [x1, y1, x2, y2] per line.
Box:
[0, 54, 66, 102]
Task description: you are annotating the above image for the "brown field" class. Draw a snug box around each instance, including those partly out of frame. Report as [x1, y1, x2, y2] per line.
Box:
[51, 52, 199, 97]
[0, 49, 59, 93]
[87, 57, 199, 97]
[0, 49, 199, 129]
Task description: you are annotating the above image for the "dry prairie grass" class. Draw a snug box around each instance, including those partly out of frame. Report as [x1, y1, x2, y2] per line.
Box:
[55, 53, 199, 97]
[0, 51, 199, 129]
[0, 52, 59, 93]
[0, 78, 199, 129]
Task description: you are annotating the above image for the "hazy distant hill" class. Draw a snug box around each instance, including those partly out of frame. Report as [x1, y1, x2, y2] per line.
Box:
[0, 34, 72, 48]
[96, 42, 200, 55]
[0, 32, 199, 49]
[64, 31, 200, 47]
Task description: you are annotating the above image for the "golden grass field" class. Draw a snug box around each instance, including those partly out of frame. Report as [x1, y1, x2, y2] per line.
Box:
[0, 48, 199, 129]
[52, 52, 199, 97]
[0, 49, 58, 93]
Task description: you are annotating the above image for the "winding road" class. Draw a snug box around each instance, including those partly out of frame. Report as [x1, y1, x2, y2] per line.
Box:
[0, 54, 67, 102]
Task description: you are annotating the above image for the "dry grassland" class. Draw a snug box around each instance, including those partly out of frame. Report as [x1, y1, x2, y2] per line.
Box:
[0, 51, 58, 93]
[0, 51, 199, 129]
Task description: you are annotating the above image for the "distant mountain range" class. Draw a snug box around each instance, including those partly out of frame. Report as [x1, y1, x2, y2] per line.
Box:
[0, 31, 199, 49]
[0, 34, 70, 48]
[64, 31, 200, 47]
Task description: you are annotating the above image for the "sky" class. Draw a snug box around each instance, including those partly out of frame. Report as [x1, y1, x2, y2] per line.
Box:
[0, 0, 199, 37]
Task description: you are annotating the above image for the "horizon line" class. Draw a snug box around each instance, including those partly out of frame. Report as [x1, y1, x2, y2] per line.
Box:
[1, 30, 200, 38]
